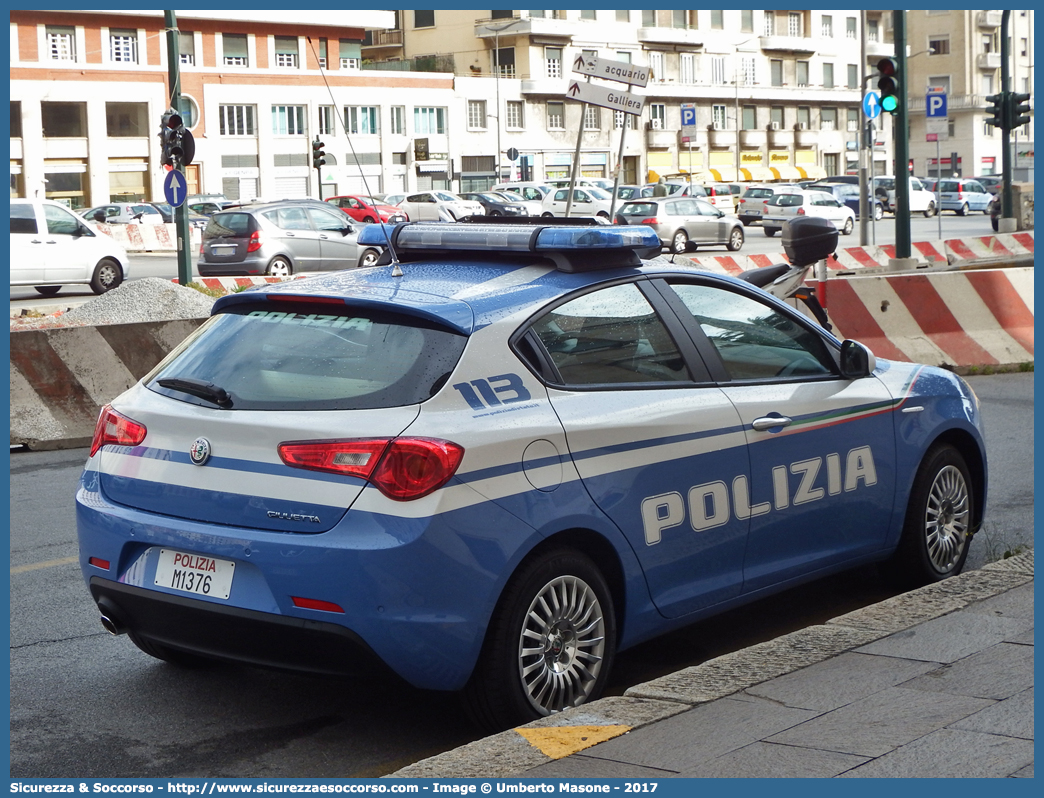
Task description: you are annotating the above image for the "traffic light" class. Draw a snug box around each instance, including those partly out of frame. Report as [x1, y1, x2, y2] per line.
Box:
[1008, 92, 1031, 129]
[985, 92, 1005, 128]
[158, 109, 194, 168]
[877, 58, 901, 114]
[312, 136, 326, 169]
[159, 110, 176, 167]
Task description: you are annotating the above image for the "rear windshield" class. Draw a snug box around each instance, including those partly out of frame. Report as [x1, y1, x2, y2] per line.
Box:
[203, 212, 255, 241]
[743, 188, 774, 199]
[620, 202, 657, 216]
[147, 302, 468, 411]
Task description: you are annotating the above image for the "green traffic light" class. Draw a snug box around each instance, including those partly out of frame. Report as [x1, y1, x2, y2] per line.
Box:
[881, 95, 898, 113]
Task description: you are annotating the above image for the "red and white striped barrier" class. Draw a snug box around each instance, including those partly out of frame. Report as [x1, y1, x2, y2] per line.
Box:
[170, 276, 287, 291]
[824, 267, 1034, 368]
[95, 223, 202, 252]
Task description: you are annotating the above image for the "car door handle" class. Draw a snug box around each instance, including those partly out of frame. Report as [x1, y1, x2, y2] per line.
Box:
[752, 415, 792, 431]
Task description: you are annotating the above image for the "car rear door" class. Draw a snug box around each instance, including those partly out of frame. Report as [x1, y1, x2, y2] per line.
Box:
[524, 279, 750, 618]
[262, 206, 322, 271]
[307, 206, 358, 270]
[9, 203, 46, 285]
[41, 203, 98, 284]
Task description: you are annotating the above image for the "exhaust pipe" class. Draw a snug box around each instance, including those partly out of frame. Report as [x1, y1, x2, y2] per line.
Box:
[96, 597, 128, 636]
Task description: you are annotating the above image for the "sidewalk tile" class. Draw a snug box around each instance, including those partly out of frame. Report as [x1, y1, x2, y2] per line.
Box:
[952, 687, 1034, 740]
[524, 756, 677, 778]
[680, 741, 869, 778]
[965, 581, 1034, 621]
[837, 728, 1034, 778]
[899, 642, 1033, 699]
[855, 609, 1031, 663]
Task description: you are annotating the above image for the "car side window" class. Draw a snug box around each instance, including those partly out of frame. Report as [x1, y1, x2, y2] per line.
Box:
[668, 282, 836, 381]
[43, 204, 83, 236]
[529, 283, 691, 387]
[10, 204, 38, 234]
[307, 207, 350, 232]
[264, 207, 311, 230]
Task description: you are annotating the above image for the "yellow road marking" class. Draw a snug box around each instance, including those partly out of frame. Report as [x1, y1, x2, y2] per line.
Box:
[516, 725, 631, 759]
[11, 556, 79, 574]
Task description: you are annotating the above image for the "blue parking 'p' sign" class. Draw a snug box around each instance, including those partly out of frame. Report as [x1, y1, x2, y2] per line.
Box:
[926, 92, 948, 118]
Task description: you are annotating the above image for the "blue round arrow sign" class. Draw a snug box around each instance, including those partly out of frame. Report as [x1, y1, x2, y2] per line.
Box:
[863, 92, 882, 120]
[163, 169, 187, 207]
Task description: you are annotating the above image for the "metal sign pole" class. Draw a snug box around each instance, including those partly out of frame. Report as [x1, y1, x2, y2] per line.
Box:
[608, 120, 627, 221]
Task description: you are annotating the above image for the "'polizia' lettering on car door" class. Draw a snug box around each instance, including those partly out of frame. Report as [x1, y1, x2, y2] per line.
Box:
[641, 445, 877, 545]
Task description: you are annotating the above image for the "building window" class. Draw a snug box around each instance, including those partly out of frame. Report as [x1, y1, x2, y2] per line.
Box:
[649, 51, 665, 82]
[770, 59, 783, 87]
[680, 53, 695, 84]
[580, 10, 596, 21]
[642, 11, 655, 27]
[272, 105, 306, 136]
[614, 111, 636, 129]
[788, 12, 802, 37]
[468, 100, 487, 130]
[318, 38, 327, 69]
[275, 36, 298, 68]
[846, 17, 857, 39]
[868, 20, 879, 43]
[649, 103, 665, 129]
[390, 106, 405, 135]
[506, 101, 524, 129]
[847, 64, 858, 89]
[742, 10, 754, 33]
[928, 76, 950, 93]
[345, 106, 380, 135]
[821, 16, 833, 38]
[764, 11, 774, 36]
[711, 10, 724, 30]
[742, 106, 757, 130]
[824, 154, 839, 174]
[545, 47, 562, 78]
[318, 106, 336, 136]
[341, 57, 360, 70]
[847, 108, 859, 132]
[821, 108, 837, 131]
[982, 74, 994, 95]
[929, 36, 950, 55]
[547, 101, 564, 130]
[178, 31, 195, 65]
[109, 30, 138, 63]
[223, 33, 248, 67]
[41, 102, 86, 137]
[742, 57, 756, 86]
[46, 26, 76, 61]
[414, 10, 434, 28]
[11, 102, 22, 138]
[823, 63, 834, 89]
[711, 56, 725, 85]
[797, 61, 809, 87]
[219, 105, 255, 136]
[106, 102, 148, 137]
[712, 104, 727, 130]
[672, 10, 687, 28]
[414, 107, 446, 134]
[584, 105, 600, 130]
[340, 39, 361, 69]
[616, 51, 632, 64]
[770, 106, 784, 129]
[797, 106, 811, 129]
[616, 10, 630, 23]
[494, 47, 515, 77]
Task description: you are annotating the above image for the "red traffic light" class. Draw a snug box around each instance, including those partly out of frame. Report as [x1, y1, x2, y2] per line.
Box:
[165, 112, 184, 129]
[877, 58, 897, 78]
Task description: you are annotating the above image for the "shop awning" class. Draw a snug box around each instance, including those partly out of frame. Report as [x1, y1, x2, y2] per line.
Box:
[706, 167, 739, 182]
[416, 161, 449, 173]
[797, 165, 828, 180]
[740, 167, 774, 182]
[769, 166, 802, 181]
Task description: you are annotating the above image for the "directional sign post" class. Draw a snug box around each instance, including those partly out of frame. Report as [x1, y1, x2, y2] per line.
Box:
[572, 54, 650, 88]
[565, 79, 646, 116]
[163, 168, 187, 207]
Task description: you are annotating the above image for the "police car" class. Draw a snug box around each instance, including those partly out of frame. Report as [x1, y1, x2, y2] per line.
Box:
[77, 218, 986, 732]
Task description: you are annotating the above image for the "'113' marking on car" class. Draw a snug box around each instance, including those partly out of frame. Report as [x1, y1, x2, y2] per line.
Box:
[642, 445, 877, 545]
[452, 373, 532, 409]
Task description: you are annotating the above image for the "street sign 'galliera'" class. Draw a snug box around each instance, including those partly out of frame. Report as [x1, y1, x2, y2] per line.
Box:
[566, 80, 645, 115]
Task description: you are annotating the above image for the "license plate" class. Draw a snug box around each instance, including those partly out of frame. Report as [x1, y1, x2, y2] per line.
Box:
[211, 244, 236, 255]
[390, 215, 405, 223]
[154, 549, 235, 600]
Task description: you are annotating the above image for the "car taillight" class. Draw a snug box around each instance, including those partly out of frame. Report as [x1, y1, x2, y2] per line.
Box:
[278, 437, 464, 501]
[247, 230, 262, 252]
[797, 207, 805, 215]
[90, 404, 147, 457]
[641, 217, 660, 225]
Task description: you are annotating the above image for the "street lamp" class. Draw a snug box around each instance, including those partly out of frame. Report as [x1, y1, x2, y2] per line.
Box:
[485, 18, 525, 185]
[733, 37, 759, 181]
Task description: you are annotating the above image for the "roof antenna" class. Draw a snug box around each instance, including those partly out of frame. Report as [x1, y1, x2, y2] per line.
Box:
[307, 37, 403, 275]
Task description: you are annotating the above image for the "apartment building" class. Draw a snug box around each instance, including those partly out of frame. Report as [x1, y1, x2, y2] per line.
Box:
[905, 9, 1034, 180]
[365, 9, 897, 185]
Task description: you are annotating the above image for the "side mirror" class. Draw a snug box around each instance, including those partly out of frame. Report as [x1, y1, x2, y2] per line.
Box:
[840, 340, 876, 379]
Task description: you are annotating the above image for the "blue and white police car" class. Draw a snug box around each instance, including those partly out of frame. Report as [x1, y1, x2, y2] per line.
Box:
[77, 218, 986, 732]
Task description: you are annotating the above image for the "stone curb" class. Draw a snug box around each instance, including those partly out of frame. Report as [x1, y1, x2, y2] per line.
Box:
[386, 550, 1033, 779]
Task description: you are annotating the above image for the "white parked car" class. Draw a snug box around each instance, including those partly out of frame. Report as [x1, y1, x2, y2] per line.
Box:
[398, 191, 485, 221]
[873, 176, 938, 218]
[11, 198, 129, 295]
[761, 189, 856, 237]
[80, 203, 167, 226]
[540, 186, 615, 218]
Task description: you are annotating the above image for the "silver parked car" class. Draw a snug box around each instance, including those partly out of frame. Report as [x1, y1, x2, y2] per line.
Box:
[197, 200, 381, 278]
[614, 197, 745, 253]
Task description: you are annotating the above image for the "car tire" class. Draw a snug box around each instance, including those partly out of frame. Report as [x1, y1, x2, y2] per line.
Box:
[596, 211, 610, 219]
[842, 217, 854, 236]
[89, 258, 123, 295]
[462, 548, 616, 733]
[128, 632, 217, 668]
[489, 210, 502, 217]
[885, 444, 974, 587]
[358, 248, 381, 268]
[34, 285, 62, 296]
[671, 230, 689, 253]
[958, 203, 968, 217]
[363, 216, 376, 224]
[763, 227, 778, 237]
[874, 203, 884, 221]
[923, 202, 936, 218]
[726, 226, 744, 252]
[266, 256, 293, 278]
[541, 212, 555, 218]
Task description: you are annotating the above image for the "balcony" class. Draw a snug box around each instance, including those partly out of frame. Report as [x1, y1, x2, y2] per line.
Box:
[475, 17, 573, 43]
[759, 35, 817, 54]
[794, 126, 819, 147]
[646, 125, 676, 148]
[739, 129, 767, 148]
[708, 127, 737, 148]
[866, 40, 895, 59]
[768, 126, 795, 148]
[977, 52, 1001, 70]
[977, 11, 1002, 28]
[520, 77, 568, 95]
[636, 27, 704, 47]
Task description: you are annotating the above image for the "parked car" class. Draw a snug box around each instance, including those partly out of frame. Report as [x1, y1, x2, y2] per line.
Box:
[459, 192, 528, 216]
[934, 178, 993, 215]
[614, 197, 745, 253]
[380, 193, 408, 208]
[819, 175, 860, 184]
[873, 176, 937, 217]
[735, 184, 801, 226]
[613, 185, 644, 201]
[398, 191, 485, 221]
[147, 202, 210, 230]
[196, 200, 380, 277]
[807, 182, 885, 221]
[492, 183, 552, 204]
[973, 175, 1004, 195]
[11, 198, 129, 295]
[77, 217, 986, 734]
[80, 203, 166, 226]
[640, 181, 698, 198]
[326, 195, 408, 224]
[186, 194, 231, 217]
[540, 186, 615, 218]
[762, 189, 856, 237]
